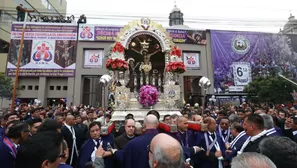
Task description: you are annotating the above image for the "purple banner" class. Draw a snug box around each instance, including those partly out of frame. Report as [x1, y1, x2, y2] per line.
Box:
[78, 25, 206, 44]
[11, 23, 77, 33]
[7, 23, 77, 77]
[211, 30, 297, 93]
[6, 69, 75, 77]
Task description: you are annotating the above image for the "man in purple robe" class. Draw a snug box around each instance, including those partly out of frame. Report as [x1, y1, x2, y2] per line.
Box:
[224, 123, 248, 167]
[78, 121, 114, 168]
[174, 116, 199, 159]
[260, 114, 280, 136]
[109, 114, 159, 168]
[216, 117, 232, 143]
[0, 121, 30, 168]
[192, 117, 226, 168]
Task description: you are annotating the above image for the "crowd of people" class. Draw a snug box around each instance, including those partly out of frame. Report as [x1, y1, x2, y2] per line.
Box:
[0, 102, 297, 168]
[16, 3, 87, 24]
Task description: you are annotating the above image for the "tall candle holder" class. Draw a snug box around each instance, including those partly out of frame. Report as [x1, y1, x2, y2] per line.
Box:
[158, 73, 162, 92]
[134, 72, 137, 92]
[140, 72, 143, 86]
[145, 72, 149, 85]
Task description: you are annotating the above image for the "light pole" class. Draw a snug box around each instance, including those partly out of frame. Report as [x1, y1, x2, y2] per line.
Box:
[99, 74, 112, 125]
[199, 77, 211, 110]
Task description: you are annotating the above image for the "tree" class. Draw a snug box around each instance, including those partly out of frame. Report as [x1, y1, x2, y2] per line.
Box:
[0, 74, 14, 108]
[244, 76, 297, 104]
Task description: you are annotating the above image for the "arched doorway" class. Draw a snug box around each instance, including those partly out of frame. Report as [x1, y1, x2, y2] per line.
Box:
[125, 34, 165, 91]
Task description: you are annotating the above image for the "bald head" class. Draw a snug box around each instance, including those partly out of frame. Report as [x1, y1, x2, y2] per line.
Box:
[177, 116, 188, 132]
[65, 115, 75, 126]
[144, 114, 159, 129]
[231, 152, 276, 168]
[176, 116, 187, 124]
[204, 117, 216, 132]
[149, 133, 184, 168]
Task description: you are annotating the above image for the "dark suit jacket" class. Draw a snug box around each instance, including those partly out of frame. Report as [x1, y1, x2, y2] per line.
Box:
[283, 128, 297, 143]
[243, 135, 267, 153]
[74, 123, 88, 149]
[61, 125, 79, 167]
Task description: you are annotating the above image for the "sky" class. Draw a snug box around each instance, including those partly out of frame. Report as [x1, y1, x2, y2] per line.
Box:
[66, 0, 297, 33]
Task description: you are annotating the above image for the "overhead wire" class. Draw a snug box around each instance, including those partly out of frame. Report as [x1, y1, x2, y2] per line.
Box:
[1, 7, 296, 31]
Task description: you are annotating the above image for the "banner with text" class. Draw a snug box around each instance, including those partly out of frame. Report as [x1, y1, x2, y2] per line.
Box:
[78, 24, 206, 44]
[7, 23, 77, 77]
[211, 30, 297, 93]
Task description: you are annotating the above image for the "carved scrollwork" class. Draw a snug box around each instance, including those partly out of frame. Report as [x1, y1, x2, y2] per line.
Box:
[115, 18, 174, 52]
[163, 82, 180, 108]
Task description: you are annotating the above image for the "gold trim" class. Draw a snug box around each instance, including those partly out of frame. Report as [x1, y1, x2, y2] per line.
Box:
[115, 18, 174, 51]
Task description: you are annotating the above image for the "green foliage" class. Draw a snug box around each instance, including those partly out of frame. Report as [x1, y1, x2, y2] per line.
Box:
[244, 76, 297, 104]
[0, 74, 14, 99]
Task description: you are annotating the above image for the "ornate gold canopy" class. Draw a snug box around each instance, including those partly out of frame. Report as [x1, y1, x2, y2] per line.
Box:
[115, 18, 174, 52]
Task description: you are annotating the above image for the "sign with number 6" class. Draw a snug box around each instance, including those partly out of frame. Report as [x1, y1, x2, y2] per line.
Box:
[232, 62, 252, 86]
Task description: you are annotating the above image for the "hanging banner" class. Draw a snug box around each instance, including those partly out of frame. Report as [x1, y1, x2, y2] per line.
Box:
[78, 24, 207, 44]
[211, 30, 297, 93]
[7, 23, 77, 77]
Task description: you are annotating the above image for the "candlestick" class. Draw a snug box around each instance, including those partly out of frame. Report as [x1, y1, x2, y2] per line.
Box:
[140, 72, 143, 86]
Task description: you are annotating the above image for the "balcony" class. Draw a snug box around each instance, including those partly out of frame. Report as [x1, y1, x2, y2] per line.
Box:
[0, 10, 17, 42]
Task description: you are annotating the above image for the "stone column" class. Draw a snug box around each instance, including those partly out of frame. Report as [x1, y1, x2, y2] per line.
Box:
[38, 77, 47, 106]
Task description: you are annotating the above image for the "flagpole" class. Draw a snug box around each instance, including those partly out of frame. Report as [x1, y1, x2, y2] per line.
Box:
[10, 12, 28, 112]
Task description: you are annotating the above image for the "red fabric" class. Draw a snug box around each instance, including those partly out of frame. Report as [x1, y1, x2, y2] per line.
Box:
[187, 121, 201, 131]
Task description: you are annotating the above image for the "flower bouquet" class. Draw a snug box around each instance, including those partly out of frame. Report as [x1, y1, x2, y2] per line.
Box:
[139, 85, 159, 107]
[165, 62, 186, 73]
[106, 42, 128, 71]
[166, 45, 186, 73]
[171, 45, 182, 57]
[106, 58, 129, 71]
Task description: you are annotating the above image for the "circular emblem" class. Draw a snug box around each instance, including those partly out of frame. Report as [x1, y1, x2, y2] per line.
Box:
[168, 90, 176, 98]
[231, 35, 250, 54]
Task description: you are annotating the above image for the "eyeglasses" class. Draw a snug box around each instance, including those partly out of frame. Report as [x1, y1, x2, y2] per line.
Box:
[147, 144, 153, 154]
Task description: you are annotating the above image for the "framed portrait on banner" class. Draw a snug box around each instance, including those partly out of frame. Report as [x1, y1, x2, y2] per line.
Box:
[84, 49, 103, 68]
[183, 52, 200, 69]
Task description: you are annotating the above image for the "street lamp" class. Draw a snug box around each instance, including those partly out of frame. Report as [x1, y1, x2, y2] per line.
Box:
[199, 77, 211, 109]
[99, 74, 112, 125]
[209, 95, 216, 106]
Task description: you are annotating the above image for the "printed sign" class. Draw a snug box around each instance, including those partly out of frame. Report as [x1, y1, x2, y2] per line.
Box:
[183, 52, 200, 68]
[78, 24, 207, 44]
[84, 50, 103, 68]
[232, 62, 252, 86]
[7, 23, 77, 77]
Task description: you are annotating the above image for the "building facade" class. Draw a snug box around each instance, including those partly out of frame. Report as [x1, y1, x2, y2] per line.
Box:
[281, 14, 297, 34]
[73, 29, 213, 107]
[0, 0, 67, 74]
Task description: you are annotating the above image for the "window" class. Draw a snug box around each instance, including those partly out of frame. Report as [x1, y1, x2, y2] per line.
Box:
[35, 86, 39, 90]
[63, 86, 68, 90]
[56, 86, 61, 90]
[49, 86, 54, 90]
[28, 85, 33, 90]
[21, 85, 26, 90]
